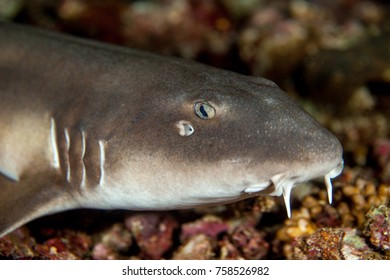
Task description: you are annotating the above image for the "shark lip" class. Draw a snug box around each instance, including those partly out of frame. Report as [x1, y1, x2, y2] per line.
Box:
[244, 159, 344, 218]
[242, 181, 272, 193]
[326, 160, 344, 179]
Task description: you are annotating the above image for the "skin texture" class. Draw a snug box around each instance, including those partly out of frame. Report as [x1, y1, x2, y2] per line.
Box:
[0, 22, 343, 237]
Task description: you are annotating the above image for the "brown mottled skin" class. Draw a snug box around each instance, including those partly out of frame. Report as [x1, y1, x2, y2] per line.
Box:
[0, 22, 343, 237]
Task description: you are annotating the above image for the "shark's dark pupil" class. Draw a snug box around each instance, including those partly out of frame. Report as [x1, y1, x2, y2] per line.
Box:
[199, 105, 208, 117]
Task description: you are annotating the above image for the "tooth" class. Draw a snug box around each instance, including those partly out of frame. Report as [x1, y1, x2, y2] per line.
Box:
[282, 184, 292, 218]
[271, 174, 293, 218]
[324, 174, 333, 204]
[323, 161, 343, 204]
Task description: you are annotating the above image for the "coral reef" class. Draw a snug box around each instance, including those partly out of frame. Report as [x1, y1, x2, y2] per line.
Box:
[0, 228, 91, 260]
[364, 205, 390, 252]
[124, 214, 178, 259]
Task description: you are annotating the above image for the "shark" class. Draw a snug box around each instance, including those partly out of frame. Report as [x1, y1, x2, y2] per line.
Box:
[0, 22, 343, 237]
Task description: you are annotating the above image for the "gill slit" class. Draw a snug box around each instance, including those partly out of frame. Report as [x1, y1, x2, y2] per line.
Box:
[80, 130, 87, 189]
[64, 128, 71, 182]
[50, 118, 60, 169]
[98, 140, 105, 186]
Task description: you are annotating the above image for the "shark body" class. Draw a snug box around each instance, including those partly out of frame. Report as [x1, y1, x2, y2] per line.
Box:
[0, 22, 343, 237]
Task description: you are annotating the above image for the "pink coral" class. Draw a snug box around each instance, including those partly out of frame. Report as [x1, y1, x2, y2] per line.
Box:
[364, 205, 390, 251]
[125, 214, 177, 259]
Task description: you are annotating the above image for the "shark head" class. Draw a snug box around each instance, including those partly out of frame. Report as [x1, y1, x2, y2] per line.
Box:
[90, 65, 343, 217]
[0, 23, 344, 237]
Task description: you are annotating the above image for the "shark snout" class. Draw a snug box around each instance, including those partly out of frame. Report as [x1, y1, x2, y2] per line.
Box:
[289, 122, 344, 209]
[307, 125, 343, 174]
[244, 108, 344, 218]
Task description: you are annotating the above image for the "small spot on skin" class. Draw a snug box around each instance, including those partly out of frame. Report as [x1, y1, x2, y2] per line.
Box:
[175, 120, 194, 136]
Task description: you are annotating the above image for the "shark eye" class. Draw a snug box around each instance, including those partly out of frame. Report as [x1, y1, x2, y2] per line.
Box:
[194, 101, 215, 120]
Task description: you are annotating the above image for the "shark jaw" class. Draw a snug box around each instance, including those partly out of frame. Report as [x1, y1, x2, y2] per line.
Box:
[244, 160, 344, 218]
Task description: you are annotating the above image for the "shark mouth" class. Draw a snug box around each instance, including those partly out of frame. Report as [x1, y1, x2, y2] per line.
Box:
[244, 160, 344, 218]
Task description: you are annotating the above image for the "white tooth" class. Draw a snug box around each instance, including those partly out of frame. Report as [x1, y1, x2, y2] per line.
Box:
[323, 161, 343, 204]
[282, 184, 292, 218]
[324, 174, 333, 204]
[271, 174, 294, 217]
